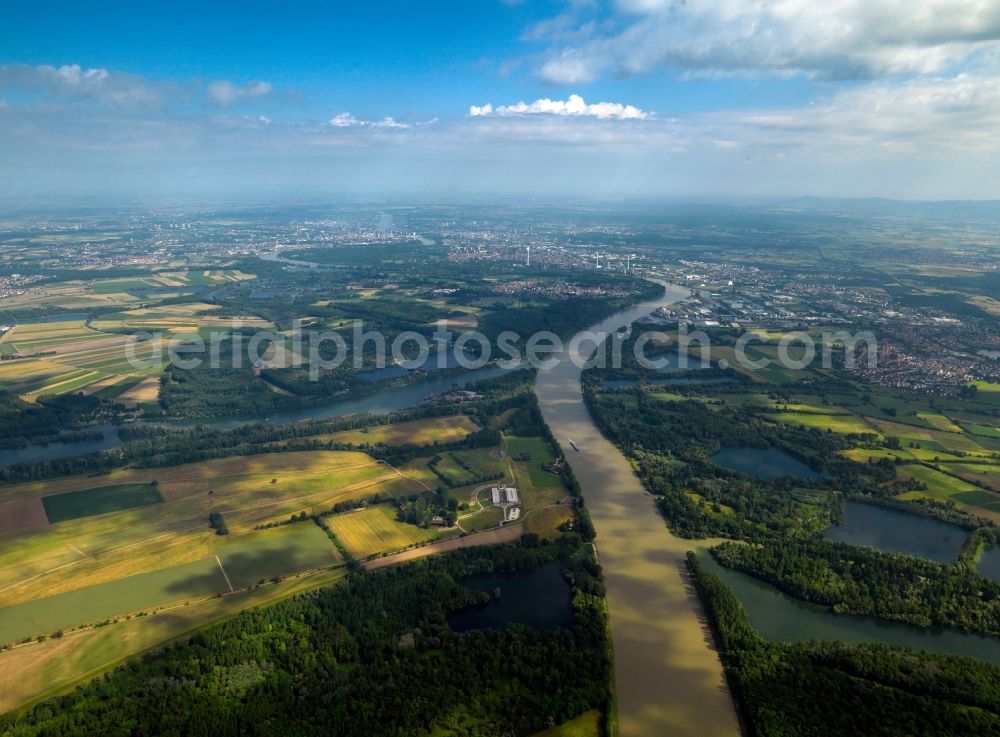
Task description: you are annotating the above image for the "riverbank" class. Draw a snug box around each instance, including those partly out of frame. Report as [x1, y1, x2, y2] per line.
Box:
[534, 281, 741, 737]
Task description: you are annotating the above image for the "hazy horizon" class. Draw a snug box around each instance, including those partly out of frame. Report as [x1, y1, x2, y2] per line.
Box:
[6, 2, 1000, 200]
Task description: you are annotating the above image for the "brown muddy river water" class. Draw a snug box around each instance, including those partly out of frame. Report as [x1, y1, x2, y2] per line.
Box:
[535, 281, 740, 737]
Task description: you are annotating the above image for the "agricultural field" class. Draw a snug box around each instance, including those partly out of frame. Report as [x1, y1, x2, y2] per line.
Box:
[0, 300, 275, 407]
[505, 436, 562, 488]
[324, 505, 446, 558]
[0, 317, 165, 401]
[521, 504, 575, 538]
[41, 482, 164, 523]
[214, 524, 340, 588]
[917, 413, 965, 433]
[865, 417, 997, 455]
[0, 451, 421, 608]
[273, 415, 479, 448]
[962, 422, 1000, 439]
[971, 380, 1000, 405]
[429, 447, 505, 488]
[895, 463, 1000, 519]
[0, 556, 229, 645]
[771, 410, 879, 436]
[0, 568, 346, 714]
[939, 462, 1000, 493]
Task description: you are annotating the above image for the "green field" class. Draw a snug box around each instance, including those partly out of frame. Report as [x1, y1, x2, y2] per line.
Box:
[0, 557, 227, 645]
[41, 483, 164, 524]
[940, 462, 1000, 492]
[648, 391, 689, 403]
[894, 464, 998, 511]
[772, 411, 878, 436]
[505, 436, 561, 487]
[215, 524, 340, 588]
[962, 422, 1000, 439]
[867, 417, 992, 454]
[971, 381, 1000, 405]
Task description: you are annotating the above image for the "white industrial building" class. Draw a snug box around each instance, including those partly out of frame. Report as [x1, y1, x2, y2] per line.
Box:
[491, 485, 519, 505]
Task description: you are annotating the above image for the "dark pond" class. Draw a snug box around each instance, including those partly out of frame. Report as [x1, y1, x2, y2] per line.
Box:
[644, 349, 713, 372]
[824, 501, 967, 564]
[447, 562, 573, 632]
[977, 546, 1000, 581]
[711, 446, 827, 480]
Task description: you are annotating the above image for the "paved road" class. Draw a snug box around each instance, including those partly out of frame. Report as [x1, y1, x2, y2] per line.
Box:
[535, 282, 740, 737]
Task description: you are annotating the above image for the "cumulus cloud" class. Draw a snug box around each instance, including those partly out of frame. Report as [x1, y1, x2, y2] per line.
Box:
[468, 94, 649, 119]
[532, 0, 1000, 83]
[329, 112, 364, 127]
[206, 80, 273, 105]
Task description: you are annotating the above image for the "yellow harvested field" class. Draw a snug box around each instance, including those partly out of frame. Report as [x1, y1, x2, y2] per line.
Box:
[325, 505, 438, 558]
[0, 451, 422, 606]
[116, 375, 161, 406]
[277, 415, 479, 448]
[917, 413, 964, 433]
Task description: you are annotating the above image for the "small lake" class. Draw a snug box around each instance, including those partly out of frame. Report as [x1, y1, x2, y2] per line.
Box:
[698, 550, 1000, 666]
[824, 501, 967, 564]
[641, 349, 713, 373]
[977, 546, 1000, 581]
[711, 446, 827, 480]
[447, 562, 573, 632]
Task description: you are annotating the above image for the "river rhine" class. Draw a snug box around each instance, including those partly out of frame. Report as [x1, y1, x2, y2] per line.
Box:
[534, 281, 741, 737]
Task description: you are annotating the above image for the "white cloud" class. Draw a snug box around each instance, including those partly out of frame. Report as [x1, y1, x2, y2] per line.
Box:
[372, 116, 410, 128]
[329, 113, 411, 129]
[206, 80, 273, 105]
[469, 94, 649, 119]
[532, 0, 1000, 82]
[329, 112, 363, 127]
[5, 62, 1000, 198]
[0, 63, 162, 105]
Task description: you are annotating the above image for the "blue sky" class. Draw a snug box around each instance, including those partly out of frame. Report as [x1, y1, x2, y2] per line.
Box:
[3, 1, 1000, 199]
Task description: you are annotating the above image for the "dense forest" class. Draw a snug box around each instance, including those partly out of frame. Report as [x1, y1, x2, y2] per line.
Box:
[713, 539, 1000, 633]
[0, 391, 103, 449]
[1, 539, 611, 737]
